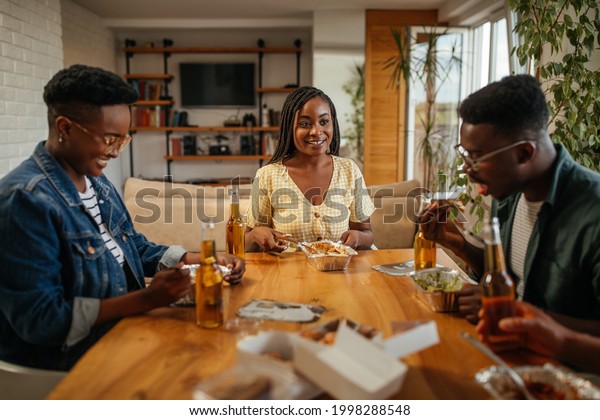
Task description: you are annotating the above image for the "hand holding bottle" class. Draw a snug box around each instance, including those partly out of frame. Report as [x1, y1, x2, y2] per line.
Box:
[417, 200, 467, 252]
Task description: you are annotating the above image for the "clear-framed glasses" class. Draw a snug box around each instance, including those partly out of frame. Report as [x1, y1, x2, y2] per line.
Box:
[454, 140, 531, 172]
[68, 118, 132, 153]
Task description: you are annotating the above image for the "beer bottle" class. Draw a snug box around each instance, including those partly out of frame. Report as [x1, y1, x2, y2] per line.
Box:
[226, 184, 245, 258]
[196, 219, 224, 328]
[481, 216, 518, 346]
[414, 194, 436, 271]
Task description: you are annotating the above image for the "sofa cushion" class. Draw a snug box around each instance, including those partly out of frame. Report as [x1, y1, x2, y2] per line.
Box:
[124, 177, 250, 252]
[370, 196, 418, 249]
[366, 179, 420, 249]
[368, 179, 421, 199]
[123, 177, 251, 200]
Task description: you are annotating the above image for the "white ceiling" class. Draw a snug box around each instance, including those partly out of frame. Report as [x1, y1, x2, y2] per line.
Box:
[70, 0, 446, 20]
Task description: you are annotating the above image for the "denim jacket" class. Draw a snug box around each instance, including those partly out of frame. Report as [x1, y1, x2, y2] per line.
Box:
[0, 142, 185, 370]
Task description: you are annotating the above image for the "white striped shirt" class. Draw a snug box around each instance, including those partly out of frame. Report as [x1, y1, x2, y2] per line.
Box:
[509, 194, 543, 300]
[79, 177, 125, 266]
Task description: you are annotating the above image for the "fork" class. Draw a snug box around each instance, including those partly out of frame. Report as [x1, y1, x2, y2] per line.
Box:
[460, 332, 536, 400]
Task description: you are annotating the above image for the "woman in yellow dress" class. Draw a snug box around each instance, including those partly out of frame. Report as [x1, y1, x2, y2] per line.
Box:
[245, 86, 375, 252]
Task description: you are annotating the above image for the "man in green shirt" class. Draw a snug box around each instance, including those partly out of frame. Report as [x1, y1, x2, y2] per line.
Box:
[420, 75, 600, 334]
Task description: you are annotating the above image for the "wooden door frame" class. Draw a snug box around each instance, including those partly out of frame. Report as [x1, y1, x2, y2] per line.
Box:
[364, 10, 439, 186]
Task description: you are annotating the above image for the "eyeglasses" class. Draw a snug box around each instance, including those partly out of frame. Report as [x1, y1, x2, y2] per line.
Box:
[454, 140, 531, 172]
[68, 118, 132, 153]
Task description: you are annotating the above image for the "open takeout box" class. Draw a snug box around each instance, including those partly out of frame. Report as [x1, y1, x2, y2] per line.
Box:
[236, 331, 322, 400]
[236, 319, 439, 400]
[291, 320, 439, 399]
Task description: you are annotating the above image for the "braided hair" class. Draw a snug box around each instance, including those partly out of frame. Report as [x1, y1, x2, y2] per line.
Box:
[268, 86, 341, 164]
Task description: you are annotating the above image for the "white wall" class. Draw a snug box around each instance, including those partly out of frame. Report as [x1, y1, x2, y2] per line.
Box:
[61, 0, 124, 189]
[312, 10, 365, 165]
[0, 0, 63, 178]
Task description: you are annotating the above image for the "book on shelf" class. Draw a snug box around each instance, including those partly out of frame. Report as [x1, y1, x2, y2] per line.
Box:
[261, 132, 278, 155]
[182, 135, 197, 155]
[170, 137, 183, 156]
[130, 80, 163, 101]
[131, 105, 165, 127]
[268, 109, 281, 127]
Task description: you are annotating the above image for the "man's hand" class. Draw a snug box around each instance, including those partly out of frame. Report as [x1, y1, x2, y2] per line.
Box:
[458, 284, 482, 324]
[418, 201, 466, 252]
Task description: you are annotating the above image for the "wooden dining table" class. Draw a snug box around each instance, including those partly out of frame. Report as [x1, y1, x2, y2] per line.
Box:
[48, 249, 549, 400]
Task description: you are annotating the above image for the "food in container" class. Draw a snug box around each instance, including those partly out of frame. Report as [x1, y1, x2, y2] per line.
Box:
[299, 318, 380, 345]
[193, 366, 272, 400]
[475, 363, 600, 400]
[171, 264, 231, 307]
[236, 331, 323, 399]
[299, 240, 357, 271]
[409, 267, 477, 312]
[291, 319, 407, 399]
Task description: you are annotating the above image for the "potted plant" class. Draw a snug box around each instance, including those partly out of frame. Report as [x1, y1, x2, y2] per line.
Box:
[510, 0, 600, 171]
[457, 0, 600, 232]
[342, 63, 365, 166]
[383, 26, 463, 192]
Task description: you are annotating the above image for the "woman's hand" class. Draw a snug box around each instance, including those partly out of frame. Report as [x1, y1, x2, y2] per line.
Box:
[247, 227, 289, 252]
[341, 220, 374, 249]
[217, 253, 246, 285]
[339, 230, 363, 249]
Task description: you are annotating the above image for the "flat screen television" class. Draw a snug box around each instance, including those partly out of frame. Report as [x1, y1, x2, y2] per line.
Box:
[179, 62, 256, 107]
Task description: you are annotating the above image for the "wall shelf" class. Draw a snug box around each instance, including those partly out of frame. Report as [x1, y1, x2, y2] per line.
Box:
[131, 126, 280, 132]
[165, 155, 272, 161]
[124, 37, 300, 178]
[124, 47, 302, 54]
[133, 100, 173, 106]
[125, 74, 173, 80]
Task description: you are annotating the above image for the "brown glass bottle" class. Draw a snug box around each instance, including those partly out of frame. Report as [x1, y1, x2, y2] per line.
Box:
[414, 192, 436, 270]
[196, 219, 223, 328]
[225, 185, 245, 258]
[481, 217, 518, 346]
[414, 225, 436, 270]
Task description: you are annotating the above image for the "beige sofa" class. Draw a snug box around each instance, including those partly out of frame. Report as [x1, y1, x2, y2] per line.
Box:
[123, 177, 420, 252]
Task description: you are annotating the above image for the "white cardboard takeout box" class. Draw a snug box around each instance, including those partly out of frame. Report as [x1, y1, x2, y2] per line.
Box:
[236, 331, 322, 400]
[235, 319, 439, 400]
[290, 319, 439, 399]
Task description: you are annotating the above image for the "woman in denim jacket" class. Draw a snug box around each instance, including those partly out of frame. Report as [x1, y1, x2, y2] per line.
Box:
[0, 65, 245, 370]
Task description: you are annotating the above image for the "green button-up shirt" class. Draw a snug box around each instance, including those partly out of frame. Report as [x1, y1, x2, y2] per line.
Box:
[493, 144, 600, 320]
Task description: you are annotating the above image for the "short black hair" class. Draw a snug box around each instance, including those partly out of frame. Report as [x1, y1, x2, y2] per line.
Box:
[44, 64, 138, 123]
[459, 74, 548, 137]
[269, 86, 341, 163]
